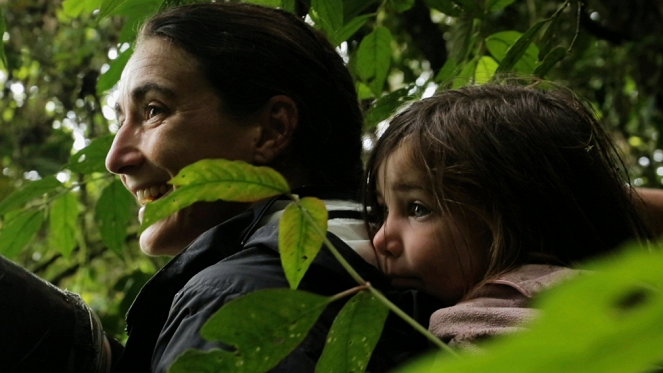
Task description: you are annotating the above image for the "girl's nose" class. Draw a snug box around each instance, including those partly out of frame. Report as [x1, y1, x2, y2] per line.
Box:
[372, 222, 403, 258]
[105, 124, 144, 175]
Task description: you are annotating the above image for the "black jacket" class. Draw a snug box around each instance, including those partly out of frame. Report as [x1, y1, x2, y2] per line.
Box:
[112, 188, 438, 373]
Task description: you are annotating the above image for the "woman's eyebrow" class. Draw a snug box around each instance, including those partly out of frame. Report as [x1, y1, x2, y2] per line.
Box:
[115, 82, 177, 117]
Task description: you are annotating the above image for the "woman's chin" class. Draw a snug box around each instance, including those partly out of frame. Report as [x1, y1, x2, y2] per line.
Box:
[139, 218, 190, 256]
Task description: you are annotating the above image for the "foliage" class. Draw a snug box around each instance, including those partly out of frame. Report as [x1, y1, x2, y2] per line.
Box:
[0, 0, 662, 370]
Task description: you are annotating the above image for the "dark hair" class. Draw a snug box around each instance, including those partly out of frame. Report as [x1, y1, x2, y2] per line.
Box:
[364, 83, 651, 279]
[139, 2, 363, 190]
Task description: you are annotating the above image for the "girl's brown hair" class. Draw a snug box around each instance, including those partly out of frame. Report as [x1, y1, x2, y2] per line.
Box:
[364, 83, 651, 281]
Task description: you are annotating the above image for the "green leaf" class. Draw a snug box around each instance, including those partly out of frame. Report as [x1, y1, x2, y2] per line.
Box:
[0, 7, 7, 69]
[98, 0, 130, 20]
[434, 58, 460, 85]
[315, 291, 389, 373]
[495, 20, 546, 75]
[333, 13, 373, 47]
[0, 176, 62, 217]
[95, 178, 135, 257]
[0, 210, 44, 258]
[388, 0, 415, 13]
[200, 288, 332, 372]
[141, 159, 289, 232]
[450, 0, 480, 13]
[449, 15, 475, 63]
[423, 0, 462, 17]
[282, 0, 296, 12]
[64, 134, 114, 174]
[487, 0, 516, 11]
[485, 30, 540, 74]
[451, 59, 477, 89]
[62, 0, 101, 18]
[356, 26, 393, 96]
[167, 349, 236, 373]
[475, 55, 498, 84]
[310, 0, 344, 38]
[279, 197, 328, 289]
[244, 0, 282, 8]
[534, 46, 567, 77]
[98, 47, 132, 94]
[393, 242, 663, 373]
[364, 87, 414, 131]
[49, 192, 79, 258]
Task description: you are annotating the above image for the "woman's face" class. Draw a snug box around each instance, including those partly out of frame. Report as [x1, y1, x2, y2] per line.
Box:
[106, 37, 263, 256]
[371, 145, 489, 304]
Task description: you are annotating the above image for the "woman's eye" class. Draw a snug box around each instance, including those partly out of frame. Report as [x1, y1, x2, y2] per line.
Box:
[145, 105, 164, 119]
[409, 203, 431, 218]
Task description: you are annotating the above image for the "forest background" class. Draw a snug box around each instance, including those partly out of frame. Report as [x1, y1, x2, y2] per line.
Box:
[0, 0, 662, 371]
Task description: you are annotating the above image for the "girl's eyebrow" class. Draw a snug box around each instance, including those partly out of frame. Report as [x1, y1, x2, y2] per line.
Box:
[115, 82, 177, 116]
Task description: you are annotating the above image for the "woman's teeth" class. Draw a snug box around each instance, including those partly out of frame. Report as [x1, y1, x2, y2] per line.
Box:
[137, 184, 170, 205]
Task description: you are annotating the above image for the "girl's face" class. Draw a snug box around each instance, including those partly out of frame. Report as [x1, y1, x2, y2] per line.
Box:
[371, 145, 489, 304]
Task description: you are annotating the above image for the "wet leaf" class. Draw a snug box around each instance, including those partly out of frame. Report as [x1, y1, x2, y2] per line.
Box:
[0, 210, 43, 259]
[279, 197, 328, 289]
[315, 291, 389, 373]
[96, 179, 135, 257]
[49, 192, 79, 258]
[200, 288, 332, 372]
[141, 159, 289, 233]
[65, 134, 114, 174]
[0, 176, 61, 217]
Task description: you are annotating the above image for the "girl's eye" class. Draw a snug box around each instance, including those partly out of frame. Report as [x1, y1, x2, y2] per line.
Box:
[409, 203, 431, 218]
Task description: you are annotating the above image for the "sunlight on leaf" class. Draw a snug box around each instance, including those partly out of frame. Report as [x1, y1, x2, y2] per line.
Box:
[393, 242, 663, 373]
[96, 179, 135, 257]
[279, 197, 328, 289]
[65, 134, 114, 174]
[475, 55, 498, 84]
[62, 0, 100, 18]
[49, 193, 79, 258]
[0, 176, 62, 217]
[98, 0, 130, 20]
[0, 210, 43, 259]
[315, 291, 389, 373]
[141, 159, 290, 233]
[199, 288, 332, 372]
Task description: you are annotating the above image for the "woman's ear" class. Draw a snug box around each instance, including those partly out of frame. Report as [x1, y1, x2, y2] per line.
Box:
[253, 95, 298, 165]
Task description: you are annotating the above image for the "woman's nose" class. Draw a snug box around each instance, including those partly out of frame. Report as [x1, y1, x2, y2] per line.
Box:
[105, 124, 144, 175]
[372, 221, 403, 258]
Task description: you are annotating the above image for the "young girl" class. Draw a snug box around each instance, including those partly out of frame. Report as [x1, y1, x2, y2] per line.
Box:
[363, 83, 653, 349]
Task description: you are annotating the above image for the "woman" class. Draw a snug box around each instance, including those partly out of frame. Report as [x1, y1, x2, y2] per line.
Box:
[105, 2, 433, 373]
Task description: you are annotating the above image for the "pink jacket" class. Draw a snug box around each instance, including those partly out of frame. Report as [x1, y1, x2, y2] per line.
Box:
[428, 264, 580, 350]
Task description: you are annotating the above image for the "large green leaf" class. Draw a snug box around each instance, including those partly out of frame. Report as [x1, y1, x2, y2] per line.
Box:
[434, 58, 460, 85]
[486, 30, 540, 74]
[475, 55, 498, 84]
[97, 48, 132, 94]
[393, 242, 663, 373]
[333, 13, 373, 47]
[310, 0, 344, 40]
[451, 59, 477, 89]
[95, 178, 135, 257]
[197, 289, 332, 372]
[64, 134, 114, 175]
[0, 210, 44, 258]
[98, 0, 130, 20]
[356, 26, 393, 96]
[364, 87, 415, 131]
[0, 176, 62, 217]
[168, 349, 237, 373]
[315, 291, 390, 373]
[49, 192, 79, 258]
[62, 0, 101, 18]
[494, 21, 546, 75]
[533, 46, 567, 78]
[141, 159, 290, 232]
[279, 197, 328, 289]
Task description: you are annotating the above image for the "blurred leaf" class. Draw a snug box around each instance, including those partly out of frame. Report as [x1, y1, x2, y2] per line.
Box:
[244, 0, 282, 8]
[356, 26, 393, 96]
[141, 160, 290, 232]
[475, 55, 498, 84]
[333, 13, 373, 46]
[168, 349, 236, 373]
[486, 30, 540, 74]
[98, 0, 130, 20]
[98, 47, 132, 94]
[310, 0, 344, 38]
[495, 20, 546, 75]
[434, 58, 460, 85]
[0, 210, 44, 258]
[449, 15, 474, 63]
[96, 178, 135, 257]
[64, 134, 114, 175]
[0, 7, 7, 69]
[451, 59, 477, 89]
[279, 197, 328, 289]
[487, 0, 515, 11]
[364, 87, 414, 131]
[195, 289, 332, 372]
[388, 0, 415, 13]
[450, 0, 480, 13]
[534, 46, 567, 77]
[62, 0, 101, 18]
[423, 0, 462, 17]
[315, 291, 389, 373]
[393, 242, 663, 373]
[0, 176, 62, 217]
[49, 192, 79, 258]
